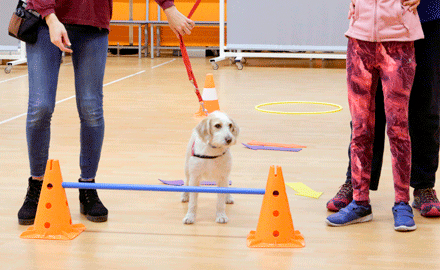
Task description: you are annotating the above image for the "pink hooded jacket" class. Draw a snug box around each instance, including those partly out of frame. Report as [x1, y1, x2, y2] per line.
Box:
[345, 0, 424, 42]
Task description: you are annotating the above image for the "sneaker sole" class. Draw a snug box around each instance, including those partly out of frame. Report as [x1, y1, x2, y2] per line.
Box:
[326, 213, 373, 227]
[412, 203, 440, 217]
[422, 207, 440, 217]
[326, 200, 352, 212]
[326, 203, 342, 212]
[394, 224, 417, 232]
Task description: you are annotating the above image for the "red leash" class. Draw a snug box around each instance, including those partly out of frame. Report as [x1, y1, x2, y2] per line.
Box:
[187, 0, 202, 19]
[178, 0, 208, 115]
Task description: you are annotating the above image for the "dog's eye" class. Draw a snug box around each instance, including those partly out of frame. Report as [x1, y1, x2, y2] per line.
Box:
[229, 124, 233, 129]
[214, 124, 222, 129]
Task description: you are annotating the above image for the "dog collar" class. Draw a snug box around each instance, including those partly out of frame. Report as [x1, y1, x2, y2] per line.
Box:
[191, 141, 227, 159]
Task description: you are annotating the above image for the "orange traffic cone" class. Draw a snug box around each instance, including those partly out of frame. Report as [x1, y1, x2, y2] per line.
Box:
[247, 165, 305, 248]
[195, 73, 220, 116]
[20, 159, 85, 240]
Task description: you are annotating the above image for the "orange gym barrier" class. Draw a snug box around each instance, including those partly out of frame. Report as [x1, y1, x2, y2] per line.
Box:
[195, 73, 220, 116]
[20, 160, 85, 240]
[247, 165, 305, 248]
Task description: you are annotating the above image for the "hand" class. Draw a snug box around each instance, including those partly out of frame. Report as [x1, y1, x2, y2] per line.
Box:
[164, 6, 195, 38]
[403, 0, 420, 14]
[348, 0, 356, 19]
[348, 0, 354, 20]
[45, 13, 73, 53]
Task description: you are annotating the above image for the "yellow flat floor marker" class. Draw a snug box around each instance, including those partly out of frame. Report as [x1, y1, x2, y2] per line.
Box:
[286, 182, 323, 199]
[255, 101, 342, 115]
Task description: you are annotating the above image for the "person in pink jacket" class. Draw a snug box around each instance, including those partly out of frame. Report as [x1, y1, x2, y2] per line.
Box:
[326, 0, 423, 231]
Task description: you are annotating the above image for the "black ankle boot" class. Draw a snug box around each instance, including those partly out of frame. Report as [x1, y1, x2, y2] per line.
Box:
[18, 177, 43, 225]
[79, 179, 108, 222]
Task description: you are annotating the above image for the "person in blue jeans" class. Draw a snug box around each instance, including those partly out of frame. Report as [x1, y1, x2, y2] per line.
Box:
[327, 0, 440, 218]
[18, 0, 195, 225]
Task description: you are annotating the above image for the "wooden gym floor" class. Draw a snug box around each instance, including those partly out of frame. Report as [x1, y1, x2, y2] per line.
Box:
[0, 55, 439, 270]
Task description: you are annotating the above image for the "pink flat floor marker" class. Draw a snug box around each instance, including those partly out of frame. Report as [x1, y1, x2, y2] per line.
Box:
[242, 143, 302, 152]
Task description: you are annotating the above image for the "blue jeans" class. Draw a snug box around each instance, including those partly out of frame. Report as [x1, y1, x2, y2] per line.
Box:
[26, 25, 108, 179]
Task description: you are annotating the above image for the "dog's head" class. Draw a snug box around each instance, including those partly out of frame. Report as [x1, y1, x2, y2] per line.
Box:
[196, 111, 239, 148]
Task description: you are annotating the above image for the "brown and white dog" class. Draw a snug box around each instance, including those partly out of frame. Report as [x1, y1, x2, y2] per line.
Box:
[181, 111, 239, 224]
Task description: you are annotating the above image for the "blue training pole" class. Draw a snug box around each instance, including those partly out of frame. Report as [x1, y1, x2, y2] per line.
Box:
[62, 182, 266, 195]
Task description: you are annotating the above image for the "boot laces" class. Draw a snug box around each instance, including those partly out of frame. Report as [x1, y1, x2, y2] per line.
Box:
[25, 181, 42, 203]
[83, 189, 101, 204]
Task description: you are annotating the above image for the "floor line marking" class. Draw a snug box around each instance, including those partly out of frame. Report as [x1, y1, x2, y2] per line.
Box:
[0, 59, 176, 125]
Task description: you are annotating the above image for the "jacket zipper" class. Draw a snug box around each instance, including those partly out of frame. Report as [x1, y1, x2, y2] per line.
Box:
[373, 0, 377, 42]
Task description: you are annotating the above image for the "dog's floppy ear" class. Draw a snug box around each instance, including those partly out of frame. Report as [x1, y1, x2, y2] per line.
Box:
[196, 117, 212, 142]
[230, 118, 240, 137]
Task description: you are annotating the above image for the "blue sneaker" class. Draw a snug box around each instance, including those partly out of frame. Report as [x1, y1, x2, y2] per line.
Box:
[392, 202, 416, 232]
[326, 200, 373, 226]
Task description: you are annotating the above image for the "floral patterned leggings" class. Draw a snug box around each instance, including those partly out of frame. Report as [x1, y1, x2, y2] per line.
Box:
[347, 37, 416, 203]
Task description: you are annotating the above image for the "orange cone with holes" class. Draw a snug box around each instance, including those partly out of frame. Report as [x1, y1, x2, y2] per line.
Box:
[247, 165, 305, 248]
[195, 73, 220, 116]
[20, 159, 85, 240]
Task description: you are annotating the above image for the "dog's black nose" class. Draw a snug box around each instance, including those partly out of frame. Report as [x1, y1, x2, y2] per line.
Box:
[225, 137, 232, 144]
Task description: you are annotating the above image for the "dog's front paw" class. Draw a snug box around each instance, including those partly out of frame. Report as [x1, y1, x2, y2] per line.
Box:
[226, 194, 234, 204]
[215, 213, 229, 224]
[181, 192, 189, 203]
[183, 213, 196, 224]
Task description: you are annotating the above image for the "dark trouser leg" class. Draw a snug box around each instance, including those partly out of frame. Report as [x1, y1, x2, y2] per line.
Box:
[409, 20, 440, 190]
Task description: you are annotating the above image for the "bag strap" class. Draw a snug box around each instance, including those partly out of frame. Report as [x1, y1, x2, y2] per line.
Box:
[17, 0, 27, 10]
[16, 0, 42, 19]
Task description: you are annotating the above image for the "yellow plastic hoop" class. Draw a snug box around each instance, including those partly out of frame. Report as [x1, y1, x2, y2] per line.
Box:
[255, 101, 343, 115]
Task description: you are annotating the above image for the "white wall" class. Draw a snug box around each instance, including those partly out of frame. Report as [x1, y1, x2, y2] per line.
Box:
[1, 0, 21, 51]
[227, 0, 348, 52]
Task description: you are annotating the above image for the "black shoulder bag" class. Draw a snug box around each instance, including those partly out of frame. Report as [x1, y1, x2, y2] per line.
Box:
[8, 0, 43, 44]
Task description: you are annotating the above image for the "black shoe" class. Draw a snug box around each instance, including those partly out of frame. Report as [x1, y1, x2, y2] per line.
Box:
[18, 177, 43, 225]
[79, 179, 108, 222]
